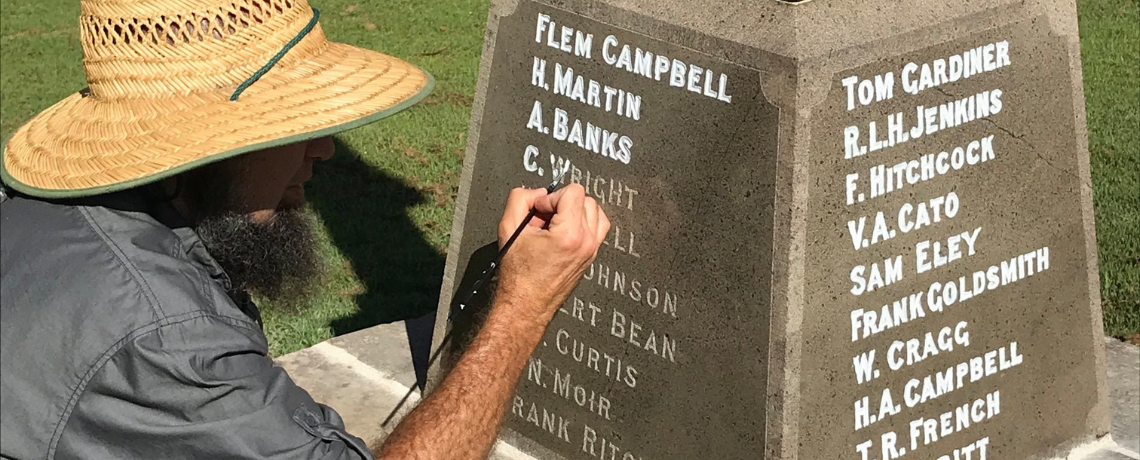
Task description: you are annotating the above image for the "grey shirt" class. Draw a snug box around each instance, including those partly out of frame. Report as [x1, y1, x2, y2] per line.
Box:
[0, 190, 373, 459]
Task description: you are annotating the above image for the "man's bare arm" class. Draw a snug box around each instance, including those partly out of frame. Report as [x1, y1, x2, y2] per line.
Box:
[377, 184, 609, 460]
[376, 292, 545, 459]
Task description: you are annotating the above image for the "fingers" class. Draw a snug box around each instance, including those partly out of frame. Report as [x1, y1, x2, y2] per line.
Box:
[583, 197, 599, 239]
[579, 196, 609, 253]
[511, 184, 609, 258]
[536, 185, 610, 245]
[499, 187, 549, 236]
[534, 184, 585, 227]
[594, 206, 611, 248]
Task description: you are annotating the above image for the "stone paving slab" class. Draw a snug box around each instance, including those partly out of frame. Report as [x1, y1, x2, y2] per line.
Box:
[1107, 338, 1140, 454]
[277, 322, 1140, 459]
[1077, 447, 1136, 460]
[325, 321, 421, 392]
[276, 319, 529, 459]
[1069, 439, 1140, 460]
[274, 331, 419, 447]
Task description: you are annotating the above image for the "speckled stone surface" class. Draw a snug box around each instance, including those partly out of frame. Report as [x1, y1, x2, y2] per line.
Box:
[279, 329, 1134, 458]
[425, 0, 1110, 458]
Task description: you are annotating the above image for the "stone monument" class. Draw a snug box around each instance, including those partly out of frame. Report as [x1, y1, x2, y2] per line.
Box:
[429, 0, 1111, 459]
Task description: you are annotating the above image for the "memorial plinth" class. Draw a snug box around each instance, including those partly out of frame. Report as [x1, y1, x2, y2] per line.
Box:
[428, 1, 1110, 459]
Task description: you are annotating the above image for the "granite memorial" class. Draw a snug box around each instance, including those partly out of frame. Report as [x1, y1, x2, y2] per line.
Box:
[428, 0, 1111, 459]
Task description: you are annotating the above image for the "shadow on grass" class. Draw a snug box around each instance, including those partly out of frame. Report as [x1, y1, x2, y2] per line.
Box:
[307, 138, 445, 337]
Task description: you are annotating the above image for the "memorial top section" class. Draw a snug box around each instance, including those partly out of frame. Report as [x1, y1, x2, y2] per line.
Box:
[530, 0, 1076, 63]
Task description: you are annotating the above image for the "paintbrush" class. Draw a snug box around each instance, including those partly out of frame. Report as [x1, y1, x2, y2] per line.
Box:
[448, 167, 570, 323]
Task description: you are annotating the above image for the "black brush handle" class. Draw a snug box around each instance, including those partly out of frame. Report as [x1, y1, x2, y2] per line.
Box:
[448, 177, 564, 323]
[452, 208, 536, 315]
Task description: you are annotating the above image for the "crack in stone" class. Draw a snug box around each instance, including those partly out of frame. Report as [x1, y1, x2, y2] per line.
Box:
[933, 86, 957, 99]
[930, 86, 1085, 186]
[981, 118, 1033, 148]
[980, 118, 1091, 188]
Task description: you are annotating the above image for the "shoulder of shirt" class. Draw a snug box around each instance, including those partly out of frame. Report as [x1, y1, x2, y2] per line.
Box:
[0, 194, 256, 330]
[0, 195, 270, 458]
[79, 203, 258, 327]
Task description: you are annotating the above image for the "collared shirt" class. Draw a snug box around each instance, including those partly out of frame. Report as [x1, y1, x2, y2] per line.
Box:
[0, 189, 373, 459]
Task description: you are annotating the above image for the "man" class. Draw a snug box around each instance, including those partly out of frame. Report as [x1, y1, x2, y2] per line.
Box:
[0, 1, 609, 459]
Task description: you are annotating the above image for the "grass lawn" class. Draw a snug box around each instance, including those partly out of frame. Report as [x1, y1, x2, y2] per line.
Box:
[1079, 0, 1140, 341]
[1, 0, 1137, 355]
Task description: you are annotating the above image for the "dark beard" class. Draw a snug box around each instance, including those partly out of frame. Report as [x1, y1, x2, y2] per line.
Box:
[194, 207, 322, 309]
[194, 206, 321, 307]
[178, 162, 324, 309]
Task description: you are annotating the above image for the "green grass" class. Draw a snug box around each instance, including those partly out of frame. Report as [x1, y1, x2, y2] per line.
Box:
[1, 0, 1137, 354]
[1079, 0, 1140, 340]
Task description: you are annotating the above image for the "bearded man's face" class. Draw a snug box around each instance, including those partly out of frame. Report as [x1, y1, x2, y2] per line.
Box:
[179, 137, 335, 305]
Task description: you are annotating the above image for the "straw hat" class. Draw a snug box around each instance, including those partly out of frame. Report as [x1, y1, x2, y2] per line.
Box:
[0, 0, 434, 198]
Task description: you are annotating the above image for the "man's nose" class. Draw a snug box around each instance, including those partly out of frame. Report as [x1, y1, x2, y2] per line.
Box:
[307, 136, 335, 161]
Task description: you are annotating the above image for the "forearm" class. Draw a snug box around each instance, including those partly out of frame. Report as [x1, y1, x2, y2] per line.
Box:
[377, 293, 547, 460]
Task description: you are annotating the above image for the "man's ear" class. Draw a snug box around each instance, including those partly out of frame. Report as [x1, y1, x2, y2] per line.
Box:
[166, 176, 184, 202]
[160, 173, 204, 223]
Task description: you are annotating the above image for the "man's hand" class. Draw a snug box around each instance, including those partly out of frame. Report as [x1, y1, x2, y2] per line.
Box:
[378, 183, 609, 460]
[495, 184, 610, 325]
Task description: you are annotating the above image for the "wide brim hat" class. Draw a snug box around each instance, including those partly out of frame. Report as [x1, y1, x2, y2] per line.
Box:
[1, 0, 433, 198]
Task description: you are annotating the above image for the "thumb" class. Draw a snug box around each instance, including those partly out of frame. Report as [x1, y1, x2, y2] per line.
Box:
[500, 187, 549, 235]
[533, 183, 586, 229]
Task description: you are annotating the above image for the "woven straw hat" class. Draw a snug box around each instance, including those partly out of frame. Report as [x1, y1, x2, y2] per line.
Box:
[0, 0, 434, 198]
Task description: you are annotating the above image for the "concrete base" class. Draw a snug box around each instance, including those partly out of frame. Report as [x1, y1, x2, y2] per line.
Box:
[1108, 339, 1140, 455]
[274, 318, 532, 459]
[277, 322, 1139, 460]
